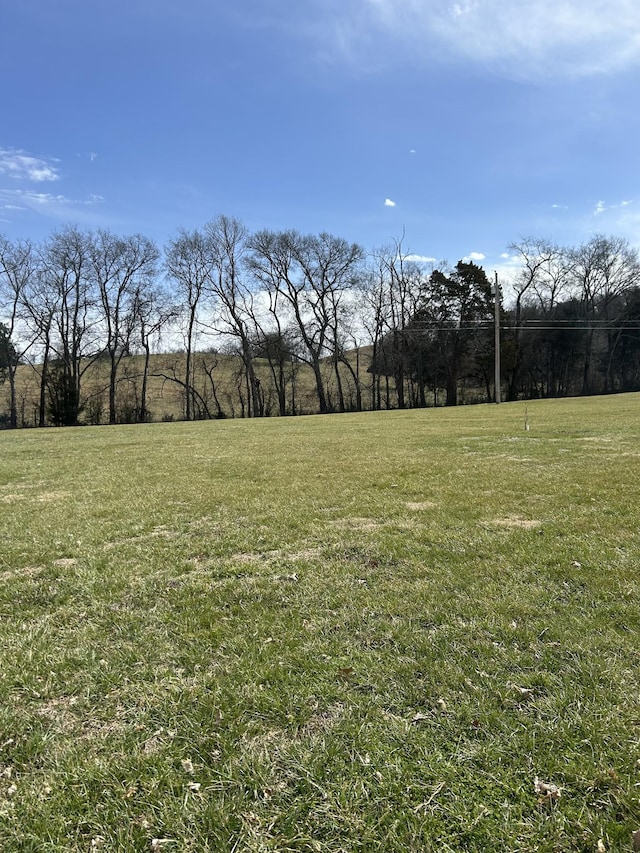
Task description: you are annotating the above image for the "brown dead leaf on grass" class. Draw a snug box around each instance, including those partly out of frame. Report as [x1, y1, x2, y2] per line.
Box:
[142, 731, 166, 756]
[632, 829, 640, 851]
[509, 683, 535, 701]
[534, 776, 561, 802]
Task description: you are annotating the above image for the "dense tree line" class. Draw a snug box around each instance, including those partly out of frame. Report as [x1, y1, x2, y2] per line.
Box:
[1, 219, 639, 427]
[503, 236, 640, 399]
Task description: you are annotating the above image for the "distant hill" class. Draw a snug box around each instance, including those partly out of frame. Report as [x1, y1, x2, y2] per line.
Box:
[6, 346, 379, 426]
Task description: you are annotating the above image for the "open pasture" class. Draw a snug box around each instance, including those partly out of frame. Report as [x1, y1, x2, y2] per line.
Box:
[1, 396, 640, 851]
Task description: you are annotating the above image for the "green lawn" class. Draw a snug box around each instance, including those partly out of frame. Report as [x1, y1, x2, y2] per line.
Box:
[1, 396, 640, 851]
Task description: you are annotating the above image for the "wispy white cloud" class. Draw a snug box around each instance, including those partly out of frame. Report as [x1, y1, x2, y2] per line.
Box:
[405, 253, 436, 262]
[585, 198, 638, 246]
[593, 198, 633, 216]
[75, 151, 99, 163]
[0, 146, 106, 224]
[321, 0, 640, 80]
[464, 251, 485, 261]
[0, 188, 104, 215]
[552, 204, 569, 209]
[0, 147, 60, 182]
[384, 198, 396, 207]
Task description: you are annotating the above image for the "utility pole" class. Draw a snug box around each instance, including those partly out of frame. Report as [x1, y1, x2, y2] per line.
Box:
[494, 271, 501, 404]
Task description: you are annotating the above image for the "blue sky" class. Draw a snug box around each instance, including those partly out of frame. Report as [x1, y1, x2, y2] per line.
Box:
[1, 0, 639, 279]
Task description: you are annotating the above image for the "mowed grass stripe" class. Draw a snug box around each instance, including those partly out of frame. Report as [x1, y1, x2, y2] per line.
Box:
[1, 396, 639, 851]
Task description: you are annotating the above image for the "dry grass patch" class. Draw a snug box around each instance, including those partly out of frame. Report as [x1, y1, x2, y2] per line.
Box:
[35, 697, 82, 734]
[300, 703, 346, 737]
[491, 515, 543, 529]
[0, 564, 45, 582]
[0, 493, 27, 503]
[231, 548, 322, 564]
[36, 491, 71, 503]
[332, 517, 381, 532]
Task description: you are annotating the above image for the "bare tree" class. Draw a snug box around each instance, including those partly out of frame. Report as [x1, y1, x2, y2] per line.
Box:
[571, 235, 640, 395]
[251, 325, 300, 416]
[23, 268, 57, 427]
[506, 238, 570, 400]
[132, 281, 176, 423]
[358, 256, 392, 409]
[243, 255, 300, 417]
[204, 215, 263, 417]
[90, 230, 160, 424]
[366, 240, 431, 408]
[297, 232, 364, 413]
[247, 229, 363, 414]
[165, 228, 213, 420]
[38, 227, 99, 425]
[0, 236, 35, 427]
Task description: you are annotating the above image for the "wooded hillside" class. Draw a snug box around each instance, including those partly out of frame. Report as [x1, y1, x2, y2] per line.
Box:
[2, 222, 639, 427]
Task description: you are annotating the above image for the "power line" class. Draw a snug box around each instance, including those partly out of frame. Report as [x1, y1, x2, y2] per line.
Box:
[397, 320, 640, 332]
[502, 325, 640, 331]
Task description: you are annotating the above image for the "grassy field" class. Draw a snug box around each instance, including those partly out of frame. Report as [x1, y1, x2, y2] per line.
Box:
[1, 395, 640, 851]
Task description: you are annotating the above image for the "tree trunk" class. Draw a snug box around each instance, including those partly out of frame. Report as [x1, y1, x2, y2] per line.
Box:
[140, 341, 151, 423]
[7, 363, 17, 429]
[311, 359, 328, 413]
[109, 351, 117, 424]
[39, 348, 49, 427]
[445, 373, 458, 406]
[333, 356, 346, 412]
